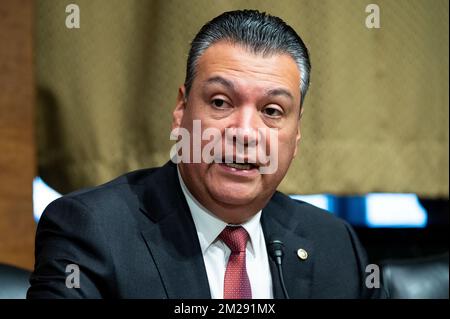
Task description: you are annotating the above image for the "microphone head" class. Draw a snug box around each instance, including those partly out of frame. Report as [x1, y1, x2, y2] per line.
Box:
[268, 239, 284, 259]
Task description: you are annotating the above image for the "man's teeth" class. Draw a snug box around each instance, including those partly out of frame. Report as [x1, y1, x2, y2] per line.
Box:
[224, 163, 254, 170]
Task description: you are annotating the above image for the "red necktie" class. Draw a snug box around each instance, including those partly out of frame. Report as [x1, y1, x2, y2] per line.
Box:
[219, 226, 252, 299]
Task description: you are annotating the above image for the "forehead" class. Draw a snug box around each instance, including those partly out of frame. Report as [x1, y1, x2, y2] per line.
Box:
[194, 42, 301, 101]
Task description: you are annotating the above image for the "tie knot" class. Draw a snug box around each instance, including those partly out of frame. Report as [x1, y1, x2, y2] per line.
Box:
[219, 226, 249, 253]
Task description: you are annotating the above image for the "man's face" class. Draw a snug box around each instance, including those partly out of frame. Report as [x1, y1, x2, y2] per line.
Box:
[173, 41, 302, 223]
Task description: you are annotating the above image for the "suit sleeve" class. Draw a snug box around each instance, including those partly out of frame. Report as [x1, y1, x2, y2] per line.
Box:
[343, 222, 389, 299]
[27, 197, 115, 299]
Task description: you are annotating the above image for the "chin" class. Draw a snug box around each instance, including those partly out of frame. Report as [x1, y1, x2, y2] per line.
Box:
[209, 185, 259, 207]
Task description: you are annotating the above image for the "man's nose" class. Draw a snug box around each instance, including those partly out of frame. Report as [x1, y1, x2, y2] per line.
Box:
[227, 106, 259, 147]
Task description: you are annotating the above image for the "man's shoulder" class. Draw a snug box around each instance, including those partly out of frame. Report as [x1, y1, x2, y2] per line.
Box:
[63, 166, 158, 206]
[269, 191, 351, 232]
[42, 165, 166, 224]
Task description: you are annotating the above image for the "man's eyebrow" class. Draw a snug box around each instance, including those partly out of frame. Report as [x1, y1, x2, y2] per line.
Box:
[265, 88, 294, 101]
[203, 76, 294, 101]
[203, 76, 235, 91]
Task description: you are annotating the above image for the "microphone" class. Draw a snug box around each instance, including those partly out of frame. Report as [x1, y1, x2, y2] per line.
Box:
[268, 239, 290, 299]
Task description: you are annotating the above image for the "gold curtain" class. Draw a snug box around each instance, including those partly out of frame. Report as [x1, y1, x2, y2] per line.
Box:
[37, 0, 449, 197]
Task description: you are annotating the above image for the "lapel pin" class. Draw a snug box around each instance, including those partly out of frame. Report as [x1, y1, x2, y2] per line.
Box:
[297, 248, 308, 260]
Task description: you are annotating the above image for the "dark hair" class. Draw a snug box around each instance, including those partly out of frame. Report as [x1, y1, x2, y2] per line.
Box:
[185, 10, 311, 106]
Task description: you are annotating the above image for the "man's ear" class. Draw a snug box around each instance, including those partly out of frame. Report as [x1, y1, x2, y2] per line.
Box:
[293, 107, 304, 158]
[172, 85, 187, 130]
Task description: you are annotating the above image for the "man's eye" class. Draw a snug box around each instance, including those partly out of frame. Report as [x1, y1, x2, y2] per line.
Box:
[263, 107, 283, 117]
[211, 98, 227, 108]
[211, 99, 225, 107]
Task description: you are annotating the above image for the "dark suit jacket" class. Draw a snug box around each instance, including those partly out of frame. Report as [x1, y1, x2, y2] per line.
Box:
[28, 161, 385, 299]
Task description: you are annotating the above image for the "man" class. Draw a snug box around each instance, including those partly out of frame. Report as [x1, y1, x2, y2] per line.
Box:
[28, 10, 385, 299]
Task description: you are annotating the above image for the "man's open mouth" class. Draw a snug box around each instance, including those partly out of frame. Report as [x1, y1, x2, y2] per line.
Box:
[222, 162, 258, 170]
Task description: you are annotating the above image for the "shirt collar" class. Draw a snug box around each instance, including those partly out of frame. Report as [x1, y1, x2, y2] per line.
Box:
[177, 165, 262, 256]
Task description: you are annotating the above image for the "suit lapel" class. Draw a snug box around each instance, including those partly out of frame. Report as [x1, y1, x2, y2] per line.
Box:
[138, 162, 211, 299]
[261, 195, 315, 299]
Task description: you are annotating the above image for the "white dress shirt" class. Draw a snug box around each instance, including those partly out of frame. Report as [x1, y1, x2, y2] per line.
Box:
[177, 168, 273, 299]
